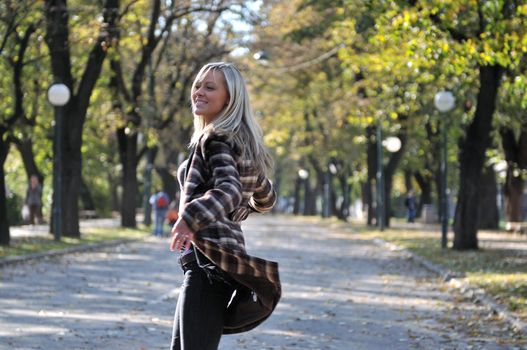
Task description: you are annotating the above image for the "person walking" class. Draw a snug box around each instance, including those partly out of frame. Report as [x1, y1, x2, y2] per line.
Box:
[150, 189, 170, 237]
[169, 62, 281, 350]
[25, 175, 43, 225]
[404, 190, 417, 223]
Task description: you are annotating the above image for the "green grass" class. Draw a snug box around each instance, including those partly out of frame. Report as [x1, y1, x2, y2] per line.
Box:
[356, 225, 527, 321]
[0, 226, 150, 259]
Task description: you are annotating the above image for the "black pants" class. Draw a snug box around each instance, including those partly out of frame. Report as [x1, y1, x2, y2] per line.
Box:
[170, 255, 237, 350]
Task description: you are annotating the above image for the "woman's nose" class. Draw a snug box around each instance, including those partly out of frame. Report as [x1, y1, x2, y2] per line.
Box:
[194, 87, 204, 96]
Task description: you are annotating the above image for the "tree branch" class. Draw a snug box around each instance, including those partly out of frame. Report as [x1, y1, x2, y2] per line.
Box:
[76, 0, 120, 118]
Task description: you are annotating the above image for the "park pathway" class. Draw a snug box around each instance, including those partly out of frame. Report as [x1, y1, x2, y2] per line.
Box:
[0, 216, 523, 349]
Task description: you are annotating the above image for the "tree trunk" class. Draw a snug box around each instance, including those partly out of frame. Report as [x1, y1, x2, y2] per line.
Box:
[338, 171, 350, 221]
[366, 126, 376, 225]
[293, 176, 302, 215]
[414, 171, 432, 217]
[61, 135, 82, 236]
[272, 161, 282, 214]
[14, 138, 45, 220]
[108, 171, 120, 212]
[383, 130, 407, 227]
[434, 166, 443, 223]
[157, 167, 177, 201]
[14, 138, 44, 184]
[303, 174, 315, 215]
[404, 170, 413, 192]
[0, 18, 38, 244]
[45, 0, 120, 238]
[503, 167, 525, 223]
[329, 174, 338, 217]
[80, 177, 95, 211]
[500, 126, 527, 226]
[454, 65, 502, 250]
[0, 138, 10, 245]
[118, 129, 139, 227]
[478, 165, 499, 229]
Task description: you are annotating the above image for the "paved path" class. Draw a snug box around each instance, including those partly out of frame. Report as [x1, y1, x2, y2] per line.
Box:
[0, 216, 524, 349]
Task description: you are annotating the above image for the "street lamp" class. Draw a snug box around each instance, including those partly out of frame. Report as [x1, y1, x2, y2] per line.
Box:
[323, 162, 337, 218]
[493, 160, 507, 223]
[48, 83, 71, 241]
[377, 135, 401, 230]
[253, 50, 270, 66]
[298, 169, 309, 180]
[434, 91, 455, 248]
[298, 169, 309, 215]
[383, 137, 402, 153]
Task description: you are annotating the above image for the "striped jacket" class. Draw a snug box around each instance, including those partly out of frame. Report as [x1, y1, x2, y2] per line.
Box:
[177, 130, 281, 334]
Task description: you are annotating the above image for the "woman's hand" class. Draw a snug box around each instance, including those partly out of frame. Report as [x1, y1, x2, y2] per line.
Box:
[170, 217, 196, 252]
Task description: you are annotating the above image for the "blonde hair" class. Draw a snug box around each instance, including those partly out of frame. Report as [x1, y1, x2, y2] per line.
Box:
[189, 62, 273, 175]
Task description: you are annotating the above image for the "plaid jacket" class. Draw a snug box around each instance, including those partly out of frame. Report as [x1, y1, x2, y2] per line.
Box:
[177, 131, 280, 334]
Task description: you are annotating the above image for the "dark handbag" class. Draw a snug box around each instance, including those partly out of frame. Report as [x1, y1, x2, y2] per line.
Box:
[223, 284, 273, 334]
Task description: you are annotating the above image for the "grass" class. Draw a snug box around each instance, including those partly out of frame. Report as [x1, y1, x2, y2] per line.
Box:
[353, 222, 527, 321]
[0, 226, 150, 259]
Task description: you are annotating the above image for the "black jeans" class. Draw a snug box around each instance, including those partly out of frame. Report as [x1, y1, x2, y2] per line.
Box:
[170, 255, 237, 350]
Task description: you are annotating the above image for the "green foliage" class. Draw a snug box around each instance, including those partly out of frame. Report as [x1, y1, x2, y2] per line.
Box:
[5, 191, 23, 226]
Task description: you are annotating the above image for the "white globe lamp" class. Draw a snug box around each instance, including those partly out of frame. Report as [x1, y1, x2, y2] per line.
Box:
[434, 91, 455, 113]
[383, 136, 402, 153]
[47, 83, 71, 106]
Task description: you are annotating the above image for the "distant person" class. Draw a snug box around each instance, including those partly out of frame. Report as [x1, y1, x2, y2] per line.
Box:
[404, 190, 417, 223]
[166, 193, 180, 227]
[25, 175, 43, 225]
[150, 189, 170, 237]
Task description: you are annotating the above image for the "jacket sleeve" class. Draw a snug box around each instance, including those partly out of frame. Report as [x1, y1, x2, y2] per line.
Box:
[180, 137, 243, 233]
[248, 174, 276, 213]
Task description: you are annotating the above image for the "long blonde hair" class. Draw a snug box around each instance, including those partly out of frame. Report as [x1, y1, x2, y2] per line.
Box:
[189, 62, 273, 175]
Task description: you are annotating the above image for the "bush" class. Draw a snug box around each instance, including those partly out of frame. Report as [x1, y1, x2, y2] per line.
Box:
[6, 192, 23, 225]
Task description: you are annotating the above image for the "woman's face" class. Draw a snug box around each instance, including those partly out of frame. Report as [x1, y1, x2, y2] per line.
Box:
[192, 69, 229, 124]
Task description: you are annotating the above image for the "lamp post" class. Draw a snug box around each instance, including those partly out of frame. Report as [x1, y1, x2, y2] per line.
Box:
[493, 160, 507, 223]
[48, 83, 71, 241]
[253, 51, 270, 63]
[434, 91, 455, 248]
[322, 162, 338, 218]
[377, 135, 402, 230]
[298, 169, 309, 214]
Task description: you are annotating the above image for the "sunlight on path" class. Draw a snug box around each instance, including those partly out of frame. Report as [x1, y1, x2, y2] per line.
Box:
[0, 216, 523, 349]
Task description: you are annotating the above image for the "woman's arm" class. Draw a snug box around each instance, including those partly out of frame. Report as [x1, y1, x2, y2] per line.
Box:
[248, 174, 276, 213]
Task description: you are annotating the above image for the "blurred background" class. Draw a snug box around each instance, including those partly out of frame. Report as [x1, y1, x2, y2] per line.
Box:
[1, 0, 526, 249]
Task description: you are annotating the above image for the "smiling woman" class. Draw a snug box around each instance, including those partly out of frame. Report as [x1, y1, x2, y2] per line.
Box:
[191, 70, 230, 124]
[168, 62, 280, 350]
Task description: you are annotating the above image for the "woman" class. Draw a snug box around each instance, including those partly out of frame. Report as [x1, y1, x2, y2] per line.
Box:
[170, 62, 281, 350]
[25, 174, 43, 225]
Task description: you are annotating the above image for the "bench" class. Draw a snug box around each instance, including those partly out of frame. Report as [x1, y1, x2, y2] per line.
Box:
[79, 210, 98, 219]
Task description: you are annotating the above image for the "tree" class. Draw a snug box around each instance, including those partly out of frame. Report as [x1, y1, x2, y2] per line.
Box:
[109, 0, 238, 227]
[0, 0, 40, 245]
[498, 65, 527, 230]
[44, 0, 120, 237]
[293, 0, 527, 248]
